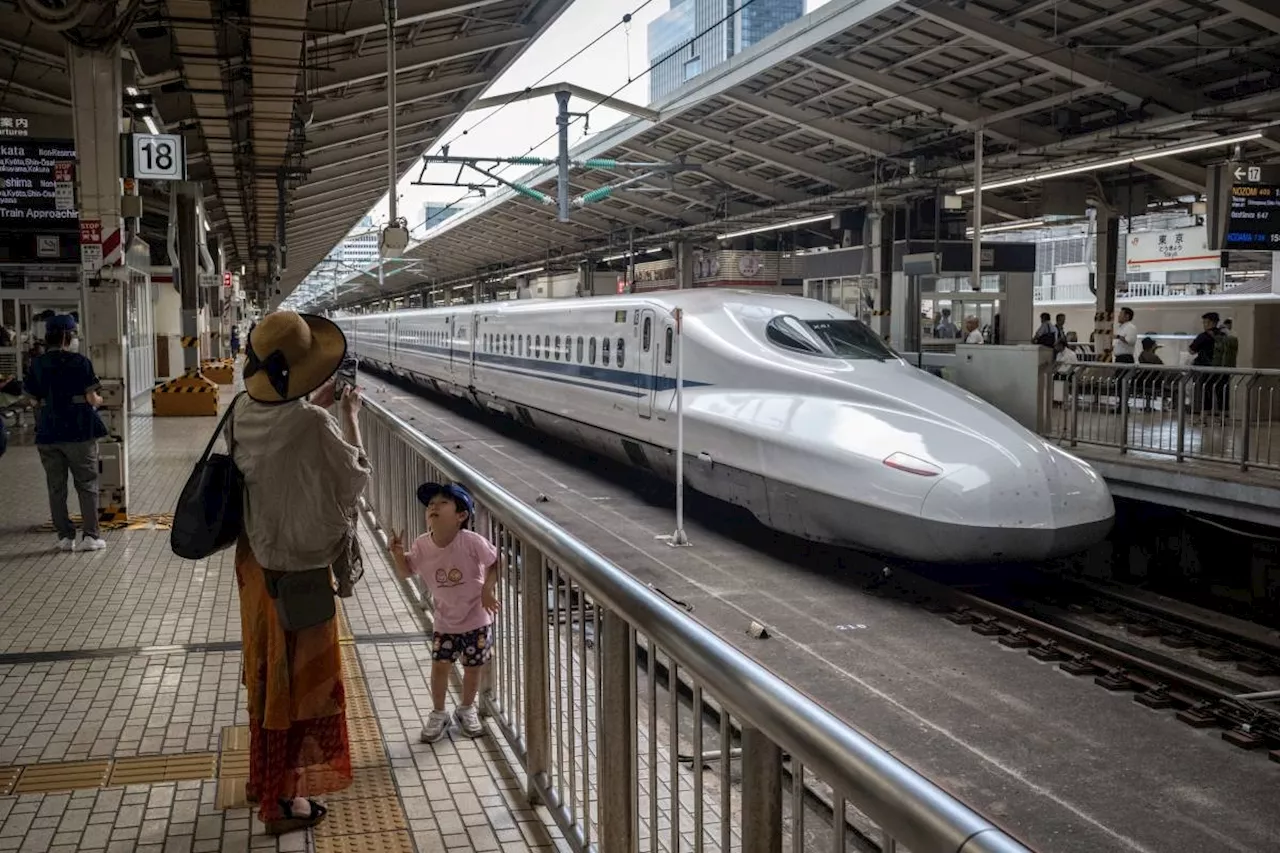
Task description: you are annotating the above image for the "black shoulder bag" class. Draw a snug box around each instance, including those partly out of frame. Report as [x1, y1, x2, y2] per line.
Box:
[171, 392, 246, 560]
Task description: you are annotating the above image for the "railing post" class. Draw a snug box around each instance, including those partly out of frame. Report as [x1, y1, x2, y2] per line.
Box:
[1118, 369, 1130, 454]
[521, 544, 551, 804]
[598, 607, 635, 852]
[1066, 369, 1078, 446]
[1176, 374, 1187, 462]
[1239, 376, 1254, 471]
[741, 727, 783, 853]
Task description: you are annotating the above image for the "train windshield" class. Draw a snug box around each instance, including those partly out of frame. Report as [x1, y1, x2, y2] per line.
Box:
[766, 316, 895, 361]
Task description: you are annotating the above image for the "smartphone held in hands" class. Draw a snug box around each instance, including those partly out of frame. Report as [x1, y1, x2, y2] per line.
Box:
[333, 356, 359, 400]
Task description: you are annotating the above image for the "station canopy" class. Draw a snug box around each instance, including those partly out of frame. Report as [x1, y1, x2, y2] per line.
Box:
[302, 0, 1280, 311]
[1, 0, 574, 297]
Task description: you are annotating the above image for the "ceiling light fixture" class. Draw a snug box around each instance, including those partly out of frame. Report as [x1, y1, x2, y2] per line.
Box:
[955, 132, 1264, 195]
[964, 218, 1047, 236]
[717, 213, 835, 241]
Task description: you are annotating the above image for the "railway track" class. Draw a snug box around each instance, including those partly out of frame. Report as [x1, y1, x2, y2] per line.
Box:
[887, 568, 1280, 763]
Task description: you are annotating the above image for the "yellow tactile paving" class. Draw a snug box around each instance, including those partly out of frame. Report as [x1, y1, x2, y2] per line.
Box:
[221, 724, 251, 752]
[313, 830, 416, 853]
[0, 765, 20, 796]
[313, 796, 408, 835]
[218, 750, 250, 778]
[108, 752, 218, 784]
[345, 715, 382, 743]
[11, 759, 111, 793]
[325, 768, 398, 802]
[216, 775, 251, 811]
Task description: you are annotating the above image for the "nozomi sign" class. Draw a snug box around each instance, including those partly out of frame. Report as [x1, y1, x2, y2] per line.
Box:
[1124, 227, 1220, 274]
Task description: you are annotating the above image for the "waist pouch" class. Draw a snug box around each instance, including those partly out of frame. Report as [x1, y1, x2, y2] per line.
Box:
[262, 567, 336, 631]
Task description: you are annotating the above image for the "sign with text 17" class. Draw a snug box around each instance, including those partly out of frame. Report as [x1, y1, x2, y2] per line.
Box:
[127, 133, 185, 181]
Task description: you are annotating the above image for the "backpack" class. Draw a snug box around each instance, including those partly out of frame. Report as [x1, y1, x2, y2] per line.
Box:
[1210, 331, 1238, 368]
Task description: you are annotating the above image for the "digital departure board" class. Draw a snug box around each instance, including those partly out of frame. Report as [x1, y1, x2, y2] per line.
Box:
[1225, 164, 1280, 251]
[0, 138, 78, 230]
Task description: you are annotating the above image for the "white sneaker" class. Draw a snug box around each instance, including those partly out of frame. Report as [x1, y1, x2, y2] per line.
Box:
[419, 710, 451, 743]
[76, 535, 106, 552]
[56, 537, 75, 552]
[454, 704, 483, 739]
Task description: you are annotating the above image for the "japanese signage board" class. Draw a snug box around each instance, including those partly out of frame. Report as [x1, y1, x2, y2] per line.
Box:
[1224, 164, 1280, 251]
[79, 218, 102, 271]
[0, 138, 78, 230]
[1124, 227, 1220, 274]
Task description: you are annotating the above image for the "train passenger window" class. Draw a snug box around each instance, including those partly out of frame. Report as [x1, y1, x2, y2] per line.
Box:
[664, 327, 674, 363]
[642, 317, 652, 351]
[601, 337, 611, 366]
[554, 335, 561, 360]
[576, 336, 584, 363]
[525, 334, 531, 357]
[616, 337, 625, 368]
[535, 335, 542, 358]
[589, 337, 597, 365]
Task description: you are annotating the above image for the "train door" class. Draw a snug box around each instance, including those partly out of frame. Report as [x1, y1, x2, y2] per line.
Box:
[388, 317, 397, 363]
[636, 308, 658, 418]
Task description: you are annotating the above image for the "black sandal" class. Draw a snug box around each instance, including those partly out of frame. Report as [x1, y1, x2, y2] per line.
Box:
[264, 799, 327, 835]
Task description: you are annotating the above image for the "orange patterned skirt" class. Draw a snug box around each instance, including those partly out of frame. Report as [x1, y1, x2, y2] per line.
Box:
[234, 536, 352, 820]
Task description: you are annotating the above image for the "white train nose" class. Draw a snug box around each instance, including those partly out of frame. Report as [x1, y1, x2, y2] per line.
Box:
[919, 444, 1114, 562]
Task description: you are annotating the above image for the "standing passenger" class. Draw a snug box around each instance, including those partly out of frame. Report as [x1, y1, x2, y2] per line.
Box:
[963, 316, 984, 344]
[1113, 307, 1137, 364]
[23, 314, 107, 552]
[231, 311, 370, 834]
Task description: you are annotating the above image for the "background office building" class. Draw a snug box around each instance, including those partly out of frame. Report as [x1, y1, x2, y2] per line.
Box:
[647, 0, 804, 102]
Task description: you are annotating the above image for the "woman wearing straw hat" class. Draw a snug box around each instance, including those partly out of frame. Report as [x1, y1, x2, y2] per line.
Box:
[230, 311, 370, 835]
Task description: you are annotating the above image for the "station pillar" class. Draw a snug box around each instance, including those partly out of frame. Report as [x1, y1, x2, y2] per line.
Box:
[151, 182, 218, 415]
[1092, 205, 1119, 359]
[68, 44, 130, 522]
[673, 240, 693, 289]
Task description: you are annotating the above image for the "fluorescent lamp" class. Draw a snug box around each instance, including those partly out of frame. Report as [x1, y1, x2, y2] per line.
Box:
[717, 213, 834, 241]
[965, 219, 1046, 236]
[602, 247, 661, 262]
[126, 86, 140, 96]
[143, 116, 160, 134]
[501, 266, 544, 280]
[955, 132, 1264, 195]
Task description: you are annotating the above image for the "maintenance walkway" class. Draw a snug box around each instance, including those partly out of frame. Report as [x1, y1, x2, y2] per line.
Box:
[0, 386, 1027, 853]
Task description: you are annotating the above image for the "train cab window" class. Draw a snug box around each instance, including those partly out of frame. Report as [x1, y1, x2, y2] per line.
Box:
[601, 337, 611, 366]
[642, 317, 652, 352]
[765, 315, 893, 361]
[664, 327, 673, 364]
[576, 336, 584, 363]
[589, 337, 597, 365]
[554, 335, 561, 360]
[616, 337, 625, 368]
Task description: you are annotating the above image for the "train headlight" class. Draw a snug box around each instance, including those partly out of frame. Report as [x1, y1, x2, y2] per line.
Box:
[882, 452, 942, 477]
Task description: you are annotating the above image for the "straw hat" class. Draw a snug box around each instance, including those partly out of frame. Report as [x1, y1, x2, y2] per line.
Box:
[243, 311, 347, 403]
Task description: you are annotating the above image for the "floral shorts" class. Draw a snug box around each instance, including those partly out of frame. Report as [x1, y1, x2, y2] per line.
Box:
[432, 624, 494, 668]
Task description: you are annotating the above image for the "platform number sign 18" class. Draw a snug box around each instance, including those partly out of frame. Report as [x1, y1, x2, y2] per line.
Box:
[128, 133, 185, 181]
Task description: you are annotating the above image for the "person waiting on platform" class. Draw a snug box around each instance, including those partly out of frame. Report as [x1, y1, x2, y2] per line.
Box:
[963, 316, 984, 344]
[387, 482, 500, 743]
[230, 311, 370, 835]
[934, 308, 958, 339]
[230, 324, 242, 358]
[1112, 307, 1138, 363]
[23, 314, 108, 552]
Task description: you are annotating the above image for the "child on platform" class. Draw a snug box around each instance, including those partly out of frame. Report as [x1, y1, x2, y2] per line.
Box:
[389, 482, 500, 742]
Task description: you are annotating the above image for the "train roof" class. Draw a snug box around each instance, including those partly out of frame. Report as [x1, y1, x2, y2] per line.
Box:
[335, 290, 853, 321]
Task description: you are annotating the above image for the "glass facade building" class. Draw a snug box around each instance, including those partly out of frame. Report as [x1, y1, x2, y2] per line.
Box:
[647, 0, 803, 103]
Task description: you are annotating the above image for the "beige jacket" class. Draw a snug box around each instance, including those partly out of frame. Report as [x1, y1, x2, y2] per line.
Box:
[228, 395, 371, 572]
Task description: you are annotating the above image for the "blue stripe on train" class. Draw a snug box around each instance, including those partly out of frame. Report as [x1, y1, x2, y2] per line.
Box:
[378, 338, 711, 395]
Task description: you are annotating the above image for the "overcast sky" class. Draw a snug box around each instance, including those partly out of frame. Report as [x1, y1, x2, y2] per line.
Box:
[365, 0, 834, 235]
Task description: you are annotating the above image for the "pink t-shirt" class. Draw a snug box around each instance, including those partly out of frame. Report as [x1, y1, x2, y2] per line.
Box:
[408, 529, 499, 634]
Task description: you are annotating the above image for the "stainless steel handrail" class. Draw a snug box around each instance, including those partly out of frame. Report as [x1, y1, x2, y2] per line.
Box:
[1046, 362, 1279, 471]
[358, 394, 1031, 853]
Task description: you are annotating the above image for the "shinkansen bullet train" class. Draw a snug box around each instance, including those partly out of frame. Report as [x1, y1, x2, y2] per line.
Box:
[336, 292, 1114, 563]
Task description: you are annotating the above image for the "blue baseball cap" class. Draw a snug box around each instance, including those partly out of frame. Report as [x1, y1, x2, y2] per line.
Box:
[46, 314, 77, 333]
[416, 482, 475, 519]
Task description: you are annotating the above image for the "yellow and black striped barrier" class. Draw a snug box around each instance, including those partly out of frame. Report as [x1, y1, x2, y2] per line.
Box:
[201, 358, 235, 385]
[181, 336, 199, 348]
[151, 374, 219, 416]
[34, 512, 172, 532]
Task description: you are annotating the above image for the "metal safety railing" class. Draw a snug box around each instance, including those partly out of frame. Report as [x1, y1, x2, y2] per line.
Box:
[1045, 362, 1280, 471]
[357, 396, 1031, 853]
